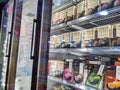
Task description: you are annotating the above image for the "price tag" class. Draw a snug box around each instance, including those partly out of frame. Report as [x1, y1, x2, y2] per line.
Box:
[97, 65, 105, 75]
[79, 63, 84, 74]
[89, 61, 101, 65]
[63, 80, 67, 84]
[116, 66, 120, 80]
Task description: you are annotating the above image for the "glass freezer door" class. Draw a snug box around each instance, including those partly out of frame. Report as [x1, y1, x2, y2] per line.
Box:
[15, 0, 42, 90]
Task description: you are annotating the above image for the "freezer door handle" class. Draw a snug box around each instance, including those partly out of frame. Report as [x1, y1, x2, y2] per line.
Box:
[30, 19, 37, 59]
[6, 32, 12, 57]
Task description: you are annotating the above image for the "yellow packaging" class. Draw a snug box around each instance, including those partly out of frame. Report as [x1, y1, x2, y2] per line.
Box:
[51, 12, 60, 25]
[55, 34, 63, 47]
[59, 10, 67, 23]
[101, 0, 110, 4]
[64, 33, 70, 42]
[77, 1, 85, 18]
[50, 36, 57, 48]
[85, 0, 98, 15]
[115, 24, 120, 37]
[85, 29, 95, 40]
[66, 6, 76, 21]
[72, 31, 81, 42]
[97, 25, 112, 38]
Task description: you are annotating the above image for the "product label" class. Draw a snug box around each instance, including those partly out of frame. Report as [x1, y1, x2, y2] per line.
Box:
[69, 62, 73, 72]
[77, 1, 85, 13]
[97, 65, 105, 75]
[73, 31, 81, 42]
[116, 66, 120, 80]
[79, 63, 84, 74]
[83, 69, 88, 83]
[50, 36, 56, 48]
[101, 0, 110, 3]
[85, 29, 94, 40]
[86, 0, 98, 9]
[64, 33, 70, 42]
[82, 30, 85, 41]
[56, 35, 63, 45]
[112, 25, 116, 38]
[116, 24, 120, 37]
[67, 6, 76, 17]
[50, 36, 56, 43]
[52, 12, 59, 22]
[59, 10, 66, 20]
[98, 25, 111, 38]
[89, 61, 101, 65]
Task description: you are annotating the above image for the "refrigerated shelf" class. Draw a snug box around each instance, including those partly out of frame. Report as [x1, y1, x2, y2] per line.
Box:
[48, 76, 98, 90]
[51, 6, 120, 35]
[49, 46, 120, 59]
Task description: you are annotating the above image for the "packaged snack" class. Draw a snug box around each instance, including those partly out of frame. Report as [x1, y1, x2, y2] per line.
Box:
[97, 25, 112, 47]
[73, 60, 84, 84]
[55, 34, 63, 48]
[104, 65, 119, 90]
[76, 1, 85, 18]
[85, 0, 99, 15]
[71, 31, 82, 48]
[86, 64, 105, 89]
[48, 60, 64, 78]
[114, 0, 120, 7]
[66, 6, 76, 22]
[63, 59, 73, 82]
[50, 36, 57, 48]
[59, 10, 67, 24]
[111, 24, 120, 46]
[98, 0, 115, 11]
[51, 12, 60, 25]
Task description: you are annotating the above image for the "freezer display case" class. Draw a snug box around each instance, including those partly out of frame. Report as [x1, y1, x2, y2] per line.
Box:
[0, 0, 14, 89]
[47, 0, 120, 90]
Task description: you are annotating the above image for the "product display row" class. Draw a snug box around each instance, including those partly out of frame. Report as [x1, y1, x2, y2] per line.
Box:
[48, 57, 120, 90]
[50, 24, 120, 49]
[51, 0, 120, 26]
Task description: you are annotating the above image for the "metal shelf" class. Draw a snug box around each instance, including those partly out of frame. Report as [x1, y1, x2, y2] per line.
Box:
[49, 48, 89, 59]
[49, 47, 120, 59]
[48, 76, 98, 90]
[51, 6, 120, 35]
[52, 0, 83, 14]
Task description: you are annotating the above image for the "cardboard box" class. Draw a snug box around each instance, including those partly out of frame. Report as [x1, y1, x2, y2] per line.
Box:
[76, 1, 85, 18]
[66, 6, 76, 21]
[51, 12, 60, 25]
[55, 34, 63, 47]
[59, 10, 67, 23]
[85, 29, 95, 40]
[85, 0, 98, 15]
[63, 33, 70, 43]
[72, 31, 81, 43]
[98, 0, 115, 11]
[97, 25, 112, 38]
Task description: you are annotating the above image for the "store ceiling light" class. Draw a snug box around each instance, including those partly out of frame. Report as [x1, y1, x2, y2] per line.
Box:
[52, 35, 57, 38]
[99, 10, 108, 16]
